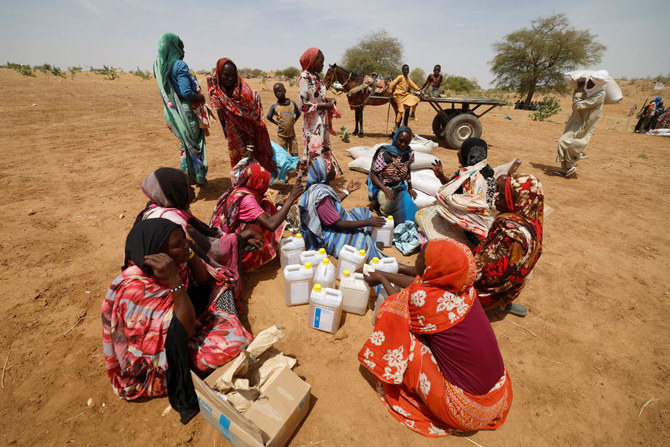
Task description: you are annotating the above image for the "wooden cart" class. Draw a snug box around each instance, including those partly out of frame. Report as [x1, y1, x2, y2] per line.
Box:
[423, 96, 507, 148]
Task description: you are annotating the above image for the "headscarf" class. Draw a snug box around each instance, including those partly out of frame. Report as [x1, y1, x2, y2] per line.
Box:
[367, 126, 414, 201]
[359, 239, 477, 384]
[654, 96, 663, 104]
[156, 33, 184, 93]
[460, 138, 488, 168]
[502, 174, 544, 231]
[141, 167, 190, 209]
[123, 218, 181, 270]
[584, 70, 609, 98]
[210, 164, 272, 233]
[298, 159, 341, 238]
[300, 47, 320, 71]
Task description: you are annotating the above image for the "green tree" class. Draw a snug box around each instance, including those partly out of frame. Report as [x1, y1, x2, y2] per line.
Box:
[341, 30, 403, 78]
[443, 75, 480, 93]
[489, 13, 605, 108]
[409, 68, 426, 88]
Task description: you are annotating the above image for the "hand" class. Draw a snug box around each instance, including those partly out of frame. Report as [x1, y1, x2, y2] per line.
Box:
[366, 216, 387, 228]
[289, 181, 304, 200]
[409, 188, 417, 199]
[431, 160, 445, 180]
[363, 271, 384, 286]
[346, 180, 361, 193]
[383, 187, 395, 203]
[143, 253, 181, 288]
[239, 229, 263, 250]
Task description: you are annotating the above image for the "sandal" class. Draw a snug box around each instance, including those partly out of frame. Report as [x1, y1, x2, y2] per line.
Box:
[503, 303, 528, 317]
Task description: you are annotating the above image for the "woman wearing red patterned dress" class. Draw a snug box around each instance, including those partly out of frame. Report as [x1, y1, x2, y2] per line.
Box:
[207, 58, 276, 175]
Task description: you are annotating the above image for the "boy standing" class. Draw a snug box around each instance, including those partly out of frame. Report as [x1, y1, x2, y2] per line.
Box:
[267, 83, 301, 156]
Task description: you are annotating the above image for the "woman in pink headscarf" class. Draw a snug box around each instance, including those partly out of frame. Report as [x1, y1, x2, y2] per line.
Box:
[297, 47, 343, 180]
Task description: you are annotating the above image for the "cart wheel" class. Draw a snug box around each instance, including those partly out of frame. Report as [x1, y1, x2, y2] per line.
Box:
[444, 113, 482, 149]
[431, 111, 451, 138]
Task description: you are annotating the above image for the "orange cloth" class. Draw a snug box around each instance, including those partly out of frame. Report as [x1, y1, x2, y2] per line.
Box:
[300, 47, 320, 71]
[359, 239, 513, 436]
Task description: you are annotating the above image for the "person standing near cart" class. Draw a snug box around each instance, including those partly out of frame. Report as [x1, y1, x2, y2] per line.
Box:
[389, 64, 422, 129]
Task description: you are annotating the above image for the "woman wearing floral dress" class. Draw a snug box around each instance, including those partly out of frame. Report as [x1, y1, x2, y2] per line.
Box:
[297, 47, 343, 180]
[359, 239, 512, 437]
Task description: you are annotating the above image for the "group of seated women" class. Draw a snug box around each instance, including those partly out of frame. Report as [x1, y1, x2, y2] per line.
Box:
[102, 127, 544, 437]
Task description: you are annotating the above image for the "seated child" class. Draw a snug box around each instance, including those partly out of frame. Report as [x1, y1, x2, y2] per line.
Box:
[266, 82, 301, 156]
[420, 64, 444, 97]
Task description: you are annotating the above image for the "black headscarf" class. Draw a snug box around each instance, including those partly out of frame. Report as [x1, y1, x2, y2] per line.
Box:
[460, 137, 494, 179]
[123, 218, 181, 270]
[135, 168, 191, 225]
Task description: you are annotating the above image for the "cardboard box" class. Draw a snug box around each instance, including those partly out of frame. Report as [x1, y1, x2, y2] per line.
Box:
[191, 361, 311, 446]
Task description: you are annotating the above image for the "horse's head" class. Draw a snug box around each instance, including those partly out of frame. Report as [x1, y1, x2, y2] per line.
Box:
[324, 64, 338, 87]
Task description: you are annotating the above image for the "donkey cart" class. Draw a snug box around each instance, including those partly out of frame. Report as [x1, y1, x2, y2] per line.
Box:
[369, 95, 507, 149]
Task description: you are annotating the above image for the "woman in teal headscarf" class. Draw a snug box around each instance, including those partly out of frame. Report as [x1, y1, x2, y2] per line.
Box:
[155, 33, 209, 185]
[367, 126, 418, 223]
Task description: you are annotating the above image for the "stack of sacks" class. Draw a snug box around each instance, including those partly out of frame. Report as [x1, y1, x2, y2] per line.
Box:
[563, 69, 623, 104]
[346, 135, 441, 176]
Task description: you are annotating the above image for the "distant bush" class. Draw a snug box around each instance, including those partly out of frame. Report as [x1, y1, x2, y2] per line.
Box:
[68, 66, 82, 78]
[443, 75, 480, 93]
[409, 68, 426, 89]
[6, 62, 34, 76]
[92, 65, 119, 80]
[130, 66, 151, 80]
[530, 96, 561, 121]
[239, 68, 266, 78]
[33, 64, 65, 77]
[276, 66, 301, 79]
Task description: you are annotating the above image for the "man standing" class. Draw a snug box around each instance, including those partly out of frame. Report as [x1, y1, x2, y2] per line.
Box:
[555, 71, 608, 177]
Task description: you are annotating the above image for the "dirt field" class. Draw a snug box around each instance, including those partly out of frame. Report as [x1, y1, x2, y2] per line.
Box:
[0, 68, 668, 446]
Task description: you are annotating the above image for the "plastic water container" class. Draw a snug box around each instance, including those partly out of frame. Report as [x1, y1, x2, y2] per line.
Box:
[299, 247, 327, 266]
[339, 270, 371, 315]
[372, 285, 389, 325]
[314, 258, 336, 290]
[282, 262, 314, 306]
[368, 256, 399, 274]
[372, 216, 394, 247]
[337, 245, 367, 280]
[280, 234, 305, 269]
[308, 284, 343, 334]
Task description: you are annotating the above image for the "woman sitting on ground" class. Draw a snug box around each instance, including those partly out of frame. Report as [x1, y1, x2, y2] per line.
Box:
[210, 164, 304, 271]
[433, 138, 519, 245]
[299, 158, 386, 259]
[137, 167, 262, 279]
[367, 126, 418, 223]
[474, 174, 544, 316]
[102, 219, 253, 422]
[359, 239, 513, 437]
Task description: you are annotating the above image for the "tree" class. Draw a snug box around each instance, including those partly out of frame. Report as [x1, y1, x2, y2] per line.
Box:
[409, 68, 426, 87]
[444, 75, 480, 93]
[341, 30, 403, 79]
[489, 13, 606, 108]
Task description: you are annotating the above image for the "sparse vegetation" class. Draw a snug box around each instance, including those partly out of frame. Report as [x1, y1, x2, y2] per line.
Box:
[6, 62, 35, 76]
[339, 126, 350, 143]
[409, 68, 425, 88]
[443, 75, 480, 94]
[276, 67, 301, 79]
[33, 64, 65, 78]
[239, 68, 266, 78]
[68, 66, 82, 78]
[638, 153, 648, 159]
[341, 29, 403, 78]
[530, 96, 562, 121]
[92, 65, 119, 80]
[130, 66, 151, 80]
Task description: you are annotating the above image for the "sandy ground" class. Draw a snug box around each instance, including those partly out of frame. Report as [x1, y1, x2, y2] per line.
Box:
[0, 68, 669, 446]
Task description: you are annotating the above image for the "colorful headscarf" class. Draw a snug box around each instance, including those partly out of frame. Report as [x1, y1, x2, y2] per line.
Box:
[211, 164, 272, 232]
[298, 158, 341, 238]
[300, 47, 320, 71]
[156, 33, 184, 92]
[367, 126, 414, 201]
[503, 174, 544, 231]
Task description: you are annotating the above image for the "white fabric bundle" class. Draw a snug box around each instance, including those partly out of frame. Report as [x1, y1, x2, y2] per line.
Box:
[348, 152, 440, 174]
[413, 190, 437, 209]
[346, 146, 375, 159]
[563, 69, 621, 103]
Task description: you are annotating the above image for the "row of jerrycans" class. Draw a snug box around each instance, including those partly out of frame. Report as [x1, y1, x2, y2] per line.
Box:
[281, 237, 398, 334]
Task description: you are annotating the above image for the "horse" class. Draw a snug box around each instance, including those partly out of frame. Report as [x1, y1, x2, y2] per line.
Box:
[323, 64, 397, 137]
